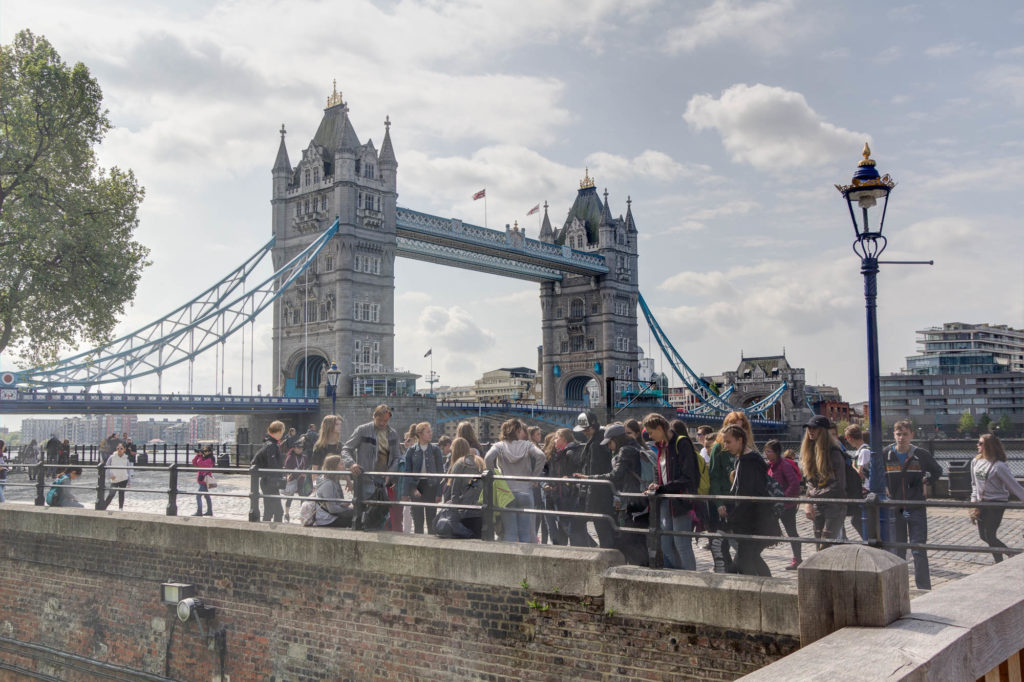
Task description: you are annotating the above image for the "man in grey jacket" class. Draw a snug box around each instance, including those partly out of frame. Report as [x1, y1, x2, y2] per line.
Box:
[341, 404, 402, 525]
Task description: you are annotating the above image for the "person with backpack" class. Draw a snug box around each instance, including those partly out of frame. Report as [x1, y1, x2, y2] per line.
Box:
[574, 411, 616, 549]
[191, 446, 215, 516]
[440, 437, 486, 538]
[884, 420, 943, 590]
[576, 423, 649, 565]
[642, 413, 699, 571]
[765, 439, 802, 569]
[841, 424, 870, 541]
[707, 412, 753, 573]
[484, 418, 546, 543]
[800, 416, 847, 550]
[252, 420, 287, 523]
[48, 467, 84, 507]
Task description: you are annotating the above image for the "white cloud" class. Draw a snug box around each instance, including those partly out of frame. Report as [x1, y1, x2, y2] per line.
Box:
[683, 84, 868, 171]
[585, 150, 702, 183]
[663, 0, 804, 55]
[874, 46, 902, 64]
[924, 42, 964, 58]
[983, 65, 1024, 107]
[417, 306, 496, 355]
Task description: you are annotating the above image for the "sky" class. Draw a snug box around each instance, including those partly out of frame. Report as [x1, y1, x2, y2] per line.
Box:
[2, 0, 1023, 418]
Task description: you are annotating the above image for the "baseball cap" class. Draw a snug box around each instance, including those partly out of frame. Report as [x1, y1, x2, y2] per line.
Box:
[600, 423, 626, 446]
[573, 411, 599, 433]
[804, 415, 832, 429]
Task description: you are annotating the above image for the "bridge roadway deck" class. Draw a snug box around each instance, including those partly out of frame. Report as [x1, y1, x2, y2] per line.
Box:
[0, 391, 320, 414]
[2, 468, 1012, 593]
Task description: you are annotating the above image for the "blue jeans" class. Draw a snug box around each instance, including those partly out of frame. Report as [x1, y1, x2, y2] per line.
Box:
[501, 490, 536, 543]
[195, 482, 212, 515]
[891, 507, 930, 590]
[660, 505, 695, 570]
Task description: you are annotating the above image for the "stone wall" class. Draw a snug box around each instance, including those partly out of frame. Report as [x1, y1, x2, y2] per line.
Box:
[0, 506, 798, 681]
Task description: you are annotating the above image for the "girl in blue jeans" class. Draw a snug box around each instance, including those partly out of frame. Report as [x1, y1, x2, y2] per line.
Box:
[643, 414, 700, 570]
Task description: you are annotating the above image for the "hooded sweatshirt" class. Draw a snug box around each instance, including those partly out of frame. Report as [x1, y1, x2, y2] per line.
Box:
[484, 440, 545, 495]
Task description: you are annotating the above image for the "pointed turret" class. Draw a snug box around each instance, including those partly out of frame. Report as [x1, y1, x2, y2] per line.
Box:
[625, 195, 637, 234]
[601, 187, 613, 224]
[538, 201, 554, 243]
[379, 115, 397, 167]
[273, 124, 291, 173]
[313, 80, 360, 155]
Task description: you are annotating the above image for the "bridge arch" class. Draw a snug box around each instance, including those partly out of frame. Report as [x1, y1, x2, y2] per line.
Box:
[284, 349, 330, 398]
[563, 373, 599, 408]
[739, 392, 783, 421]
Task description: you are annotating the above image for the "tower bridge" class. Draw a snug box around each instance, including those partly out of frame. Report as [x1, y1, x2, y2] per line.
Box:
[2, 85, 790, 423]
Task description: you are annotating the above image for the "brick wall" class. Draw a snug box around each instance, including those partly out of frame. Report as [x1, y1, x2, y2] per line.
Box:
[0, 507, 797, 681]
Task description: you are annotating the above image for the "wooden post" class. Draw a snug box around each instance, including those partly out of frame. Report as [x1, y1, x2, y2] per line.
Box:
[798, 544, 910, 646]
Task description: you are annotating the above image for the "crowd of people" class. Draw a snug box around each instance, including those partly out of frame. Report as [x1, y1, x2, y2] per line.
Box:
[243, 405, 1024, 585]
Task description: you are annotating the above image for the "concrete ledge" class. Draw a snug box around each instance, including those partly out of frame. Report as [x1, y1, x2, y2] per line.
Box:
[604, 566, 799, 636]
[741, 554, 1024, 680]
[0, 506, 621, 597]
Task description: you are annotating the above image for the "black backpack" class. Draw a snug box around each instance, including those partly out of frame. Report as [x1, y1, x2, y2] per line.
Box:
[843, 453, 866, 514]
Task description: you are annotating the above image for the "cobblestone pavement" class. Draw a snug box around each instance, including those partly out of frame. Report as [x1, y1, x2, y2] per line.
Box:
[3, 466, 1019, 592]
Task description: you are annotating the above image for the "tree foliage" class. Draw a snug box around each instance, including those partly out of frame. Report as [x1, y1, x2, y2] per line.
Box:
[959, 411, 976, 436]
[0, 29, 147, 364]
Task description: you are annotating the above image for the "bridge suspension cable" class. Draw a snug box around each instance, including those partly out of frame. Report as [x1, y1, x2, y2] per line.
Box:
[638, 293, 786, 418]
[17, 221, 339, 388]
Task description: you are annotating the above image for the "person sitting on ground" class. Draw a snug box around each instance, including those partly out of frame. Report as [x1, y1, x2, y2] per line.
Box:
[49, 467, 84, 508]
[313, 455, 354, 528]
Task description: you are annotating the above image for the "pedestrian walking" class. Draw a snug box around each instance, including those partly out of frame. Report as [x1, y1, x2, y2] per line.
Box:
[642, 414, 700, 570]
[708, 412, 755, 573]
[191, 446, 215, 516]
[282, 438, 309, 522]
[102, 443, 134, 510]
[970, 433, 1024, 563]
[765, 439, 802, 569]
[720, 424, 776, 577]
[801, 416, 846, 549]
[883, 420, 943, 590]
[26, 439, 39, 481]
[253, 421, 287, 523]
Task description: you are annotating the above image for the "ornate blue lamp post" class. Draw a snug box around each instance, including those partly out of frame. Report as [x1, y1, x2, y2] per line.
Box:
[325, 362, 341, 415]
[836, 143, 897, 538]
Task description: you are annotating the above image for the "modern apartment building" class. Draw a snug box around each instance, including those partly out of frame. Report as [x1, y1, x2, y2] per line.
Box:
[881, 322, 1024, 434]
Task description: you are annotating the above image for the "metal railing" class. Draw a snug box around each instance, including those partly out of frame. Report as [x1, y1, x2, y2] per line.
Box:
[6, 461, 1023, 571]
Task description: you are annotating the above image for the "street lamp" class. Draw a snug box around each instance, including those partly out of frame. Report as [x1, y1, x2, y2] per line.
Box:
[325, 361, 341, 414]
[836, 142, 896, 540]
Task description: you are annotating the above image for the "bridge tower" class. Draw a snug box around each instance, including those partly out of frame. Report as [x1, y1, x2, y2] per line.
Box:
[539, 172, 639, 407]
[271, 84, 409, 398]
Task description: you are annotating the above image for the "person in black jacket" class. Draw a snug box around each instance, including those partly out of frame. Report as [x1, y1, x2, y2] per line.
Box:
[544, 428, 587, 546]
[642, 414, 700, 570]
[252, 420, 287, 522]
[573, 411, 615, 548]
[884, 420, 943, 590]
[577, 423, 649, 565]
[721, 423, 776, 576]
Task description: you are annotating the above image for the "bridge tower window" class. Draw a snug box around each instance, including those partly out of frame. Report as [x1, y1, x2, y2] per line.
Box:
[304, 168, 310, 186]
[313, 167, 319, 183]
[569, 298, 585, 319]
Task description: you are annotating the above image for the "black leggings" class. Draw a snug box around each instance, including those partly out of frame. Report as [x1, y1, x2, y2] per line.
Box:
[978, 507, 1008, 562]
[103, 480, 128, 510]
[779, 507, 801, 561]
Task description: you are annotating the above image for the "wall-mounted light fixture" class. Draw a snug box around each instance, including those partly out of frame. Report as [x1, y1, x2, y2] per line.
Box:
[160, 583, 195, 605]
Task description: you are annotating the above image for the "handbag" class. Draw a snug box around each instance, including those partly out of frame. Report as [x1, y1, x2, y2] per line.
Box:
[283, 478, 299, 495]
[360, 483, 390, 530]
[205, 474, 218, 490]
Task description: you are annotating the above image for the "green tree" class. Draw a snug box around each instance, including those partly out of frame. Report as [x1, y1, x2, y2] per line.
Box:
[978, 413, 992, 435]
[996, 413, 1013, 436]
[0, 30, 147, 363]
[958, 411, 976, 437]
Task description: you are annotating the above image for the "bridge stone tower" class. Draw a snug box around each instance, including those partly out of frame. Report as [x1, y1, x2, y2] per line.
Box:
[539, 171, 639, 407]
[271, 84, 409, 398]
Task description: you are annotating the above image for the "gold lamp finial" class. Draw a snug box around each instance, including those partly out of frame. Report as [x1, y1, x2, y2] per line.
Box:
[858, 142, 876, 167]
[327, 79, 344, 108]
[579, 167, 595, 189]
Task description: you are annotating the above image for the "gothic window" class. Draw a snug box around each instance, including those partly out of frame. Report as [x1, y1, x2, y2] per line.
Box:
[569, 298, 585, 319]
[364, 193, 373, 210]
[304, 168, 310, 186]
[319, 303, 328, 320]
[556, 307, 563, 318]
[570, 335, 584, 353]
[294, 204, 300, 217]
[614, 298, 629, 317]
[365, 163, 375, 178]
[306, 297, 317, 323]
[304, 200, 310, 214]
[324, 254, 334, 270]
[355, 160, 361, 175]
[560, 341, 569, 353]
[591, 302, 599, 314]
[313, 167, 319, 183]
[586, 338, 595, 351]
[617, 229, 625, 245]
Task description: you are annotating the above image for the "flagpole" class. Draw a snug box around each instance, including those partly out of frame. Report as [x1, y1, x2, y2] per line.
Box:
[484, 191, 488, 228]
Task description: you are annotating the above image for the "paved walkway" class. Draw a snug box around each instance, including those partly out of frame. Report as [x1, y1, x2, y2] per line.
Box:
[3, 467, 1018, 592]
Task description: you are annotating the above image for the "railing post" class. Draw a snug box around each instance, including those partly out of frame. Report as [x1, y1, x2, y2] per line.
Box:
[481, 469, 495, 541]
[648, 493, 664, 569]
[163, 443, 168, 466]
[352, 473, 365, 531]
[96, 460, 107, 510]
[34, 461, 46, 506]
[248, 464, 260, 522]
[865, 493, 882, 548]
[167, 464, 178, 516]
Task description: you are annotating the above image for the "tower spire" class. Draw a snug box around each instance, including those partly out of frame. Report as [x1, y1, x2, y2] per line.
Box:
[538, 200, 554, 242]
[273, 123, 291, 172]
[379, 114, 397, 168]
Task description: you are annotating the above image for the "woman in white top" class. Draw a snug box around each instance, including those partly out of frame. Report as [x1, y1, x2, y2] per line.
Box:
[970, 433, 1024, 563]
[102, 443, 134, 510]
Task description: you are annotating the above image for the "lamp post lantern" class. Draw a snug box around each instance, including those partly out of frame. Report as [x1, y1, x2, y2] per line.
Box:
[325, 361, 341, 415]
[836, 142, 897, 540]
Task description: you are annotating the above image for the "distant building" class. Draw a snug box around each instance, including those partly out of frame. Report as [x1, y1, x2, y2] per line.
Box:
[474, 367, 538, 403]
[881, 322, 1024, 434]
[722, 354, 810, 423]
[434, 385, 477, 402]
